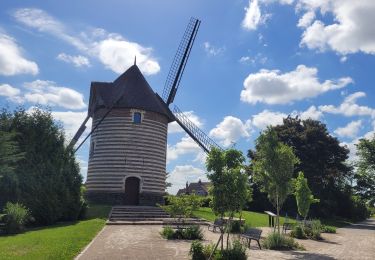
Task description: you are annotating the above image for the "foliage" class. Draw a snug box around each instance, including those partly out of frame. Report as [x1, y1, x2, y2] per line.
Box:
[252, 128, 299, 233]
[190, 240, 205, 260]
[294, 172, 319, 220]
[262, 232, 304, 250]
[0, 108, 83, 224]
[201, 196, 212, 207]
[206, 148, 252, 249]
[304, 220, 322, 240]
[290, 224, 307, 239]
[161, 225, 203, 240]
[355, 135, 375, 206]
[2, 202, 30, 234]
[263, 117, 351, 218]
[322, 225, 336, 233]
[161, 194, 202, 222]
[228, 220, 242, 233]
[0, 131, 24, 208]
[219, 239, 247, 260]
[160, 226, 175, 239]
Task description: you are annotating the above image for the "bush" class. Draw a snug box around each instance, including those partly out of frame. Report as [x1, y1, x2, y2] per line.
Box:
[322, 225, 336, 233]
[201, 196, 212, 207]
[220, 240, 247, 260]
[161, 225, 203, 240]
[263, 232, 304, 250]
[160, 226, 175, 239]
[302, 220, 322, 240]
[2, 202, 30, 234]
[228, 220, 242, 233]
[190, 240, 205, 260]
[290, 224, 307, 239]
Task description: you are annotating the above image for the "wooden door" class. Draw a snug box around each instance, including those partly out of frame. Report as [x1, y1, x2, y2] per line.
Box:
[124, 177, 140, 205]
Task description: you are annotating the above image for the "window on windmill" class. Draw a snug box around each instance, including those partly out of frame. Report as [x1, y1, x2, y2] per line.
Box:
[90, 141, 95, 156]
[133, 112, 142, 124]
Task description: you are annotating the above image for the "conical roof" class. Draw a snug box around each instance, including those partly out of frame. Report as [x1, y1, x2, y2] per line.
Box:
[88, 65, 174, 122]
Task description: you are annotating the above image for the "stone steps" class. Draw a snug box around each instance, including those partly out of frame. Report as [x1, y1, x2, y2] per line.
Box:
[107, 206, 208, 225]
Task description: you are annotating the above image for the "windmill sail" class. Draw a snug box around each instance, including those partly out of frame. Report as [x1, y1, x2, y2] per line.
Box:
[173, 105, 221, 153]
[162, 18, 201, 105]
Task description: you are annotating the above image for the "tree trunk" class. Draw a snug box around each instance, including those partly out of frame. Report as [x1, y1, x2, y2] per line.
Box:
[276, 192, 280, 234]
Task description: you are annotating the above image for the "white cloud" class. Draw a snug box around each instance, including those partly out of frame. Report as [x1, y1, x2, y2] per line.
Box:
[167, 135, 202, 163]
[51, 110, 91, 138]
[168, 111, 203, 134]
[0, 84, 21, 97]
[0, 33, 38, 76]
[239, 53, 267, 65]
[319, 92, 375, 118]
[24, 80, 86, 109]
[334, 120, 362, 138]
[298, 0, 375, 55]
[298, 105, 323, 120]
[167, 165, 206, 194]
[241, 65, 352, 105]
[203, 42, 225, 56]
[57, 53, 90, 67]
[209, 116, 250, 147]
[242, 0, 262, 30]
[13, 8, 160, 75]
[297, 10, 315, 28]
[250, 110, 286, 130]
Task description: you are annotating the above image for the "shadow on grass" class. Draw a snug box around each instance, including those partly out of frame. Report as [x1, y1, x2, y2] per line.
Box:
[0, 221, 80, 237]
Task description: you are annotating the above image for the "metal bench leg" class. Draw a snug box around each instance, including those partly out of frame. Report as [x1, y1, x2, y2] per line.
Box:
[257, 240, 261, 250]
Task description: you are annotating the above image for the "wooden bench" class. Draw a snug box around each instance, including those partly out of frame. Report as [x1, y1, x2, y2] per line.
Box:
[240, 228, 262, 249]
[207, 218, 224, 233]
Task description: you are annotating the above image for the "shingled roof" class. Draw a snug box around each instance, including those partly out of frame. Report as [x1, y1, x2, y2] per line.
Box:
[88, 65, 174, 122]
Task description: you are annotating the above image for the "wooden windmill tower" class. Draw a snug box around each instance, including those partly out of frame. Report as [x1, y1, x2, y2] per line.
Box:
[70, 18, 221, 206]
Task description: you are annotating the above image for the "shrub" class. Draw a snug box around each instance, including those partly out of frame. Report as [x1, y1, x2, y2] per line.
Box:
[161, 225, 203, 240]
[226, 220, 242, 233]
[3, 202, 30, 234]
[220, 240, 247, 260]
[263, 232, 304, 250]
[302, 220, 322, 240]
[183, 225, 204, 240]
[322, 225, 336, 234]
[190, 240, 205, 260]
[290, 224, 307, 239]
[160, 226, 175, 239]
[201, 196, 212, 207]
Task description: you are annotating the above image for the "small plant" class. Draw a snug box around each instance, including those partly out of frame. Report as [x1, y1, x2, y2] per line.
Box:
[190, 240, 205, 260]
[160, 226, 175, 239]
[263, 232, 304, 250]
[309, 220, 322, 240]
[290, 224, 307, 239]
[3, 202, 31, 234]
[183, 225, 204, 240]
[220, 239, 247, 260]
[322, 225, 336, 233]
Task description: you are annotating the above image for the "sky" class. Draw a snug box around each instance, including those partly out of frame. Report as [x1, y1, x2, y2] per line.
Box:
[1, 0, 375, 194]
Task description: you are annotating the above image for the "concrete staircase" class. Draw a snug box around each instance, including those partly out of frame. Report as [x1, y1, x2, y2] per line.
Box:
[107, 206, 208, 225]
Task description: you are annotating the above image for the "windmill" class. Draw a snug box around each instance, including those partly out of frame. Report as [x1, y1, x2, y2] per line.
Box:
[69, 18, 221, 206]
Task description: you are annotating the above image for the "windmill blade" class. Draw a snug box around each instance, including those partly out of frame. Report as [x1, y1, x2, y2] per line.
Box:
[68, 115, 91, 149]
[173, 105, 222, 154]
[162, 17, 201, 106]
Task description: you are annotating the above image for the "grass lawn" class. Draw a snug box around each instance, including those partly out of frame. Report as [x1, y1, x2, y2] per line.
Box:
[193, 207, 294, 227]
[0, 204, 111, 260]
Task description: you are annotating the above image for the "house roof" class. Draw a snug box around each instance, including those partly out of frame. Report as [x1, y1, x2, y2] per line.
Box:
[88, 65, 174, 122]
[177, 180, 211, 195]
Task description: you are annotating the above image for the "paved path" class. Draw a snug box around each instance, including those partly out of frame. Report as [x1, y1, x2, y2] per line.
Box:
[76, 219, 375, 260]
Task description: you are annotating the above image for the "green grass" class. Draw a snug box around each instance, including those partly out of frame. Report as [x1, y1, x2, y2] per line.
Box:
[194, 207, 294, 227]
[0, 204, 111, 260]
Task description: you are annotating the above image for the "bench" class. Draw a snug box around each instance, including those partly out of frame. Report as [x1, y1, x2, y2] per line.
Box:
[208, 218, 224, 233]
[240, 228, 262, 249]
[282, 222, 295, 233]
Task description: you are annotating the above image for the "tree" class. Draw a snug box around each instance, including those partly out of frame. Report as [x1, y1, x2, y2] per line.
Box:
[206, 148, 252, 250]
[294, 171, 319, 220]
[355, 134, 375, 206]
[0, 107, 83, 224]
[252, 128, 299, 234]
[270, 117, 351, 218]
[0, 131, 24, 208]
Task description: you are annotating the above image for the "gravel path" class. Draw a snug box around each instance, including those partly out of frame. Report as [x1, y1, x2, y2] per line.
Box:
[76, 219, 375, 260]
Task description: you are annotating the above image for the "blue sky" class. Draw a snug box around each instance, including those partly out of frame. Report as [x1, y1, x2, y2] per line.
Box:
[1, 0, 375, 194]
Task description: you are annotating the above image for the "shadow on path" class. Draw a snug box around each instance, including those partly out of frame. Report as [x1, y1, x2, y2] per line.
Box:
[345, 219, 375, 231]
